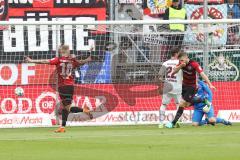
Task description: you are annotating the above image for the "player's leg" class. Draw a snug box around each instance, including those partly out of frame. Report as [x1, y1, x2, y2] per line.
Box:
[69, 101, 93, 119]
[205, 106, 216, 125]
[171, 100, 190, 125]
[215, 117, 232, 125]
[166, 85, 195, 128]
[173, 93, 181, 109]
[206, 106, 232, 125]
[55, 85, 74, 133]
[70, 105, 93, 119]
[165, 100, 189, 128]
[172, 93, 181, 127]
[159, 93, 171, 128]
[200, 117, 211, 125]
[192, 109, 204, 126]
[82, 105, 93, 119]
[70, 106, 83, 113]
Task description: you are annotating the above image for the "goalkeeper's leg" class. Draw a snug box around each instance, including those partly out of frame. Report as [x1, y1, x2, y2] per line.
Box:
[206, 107, 232, 125]
[216, 118, 232, 125]
[202, 107, 216, 126]
[192, 109, 204, 126]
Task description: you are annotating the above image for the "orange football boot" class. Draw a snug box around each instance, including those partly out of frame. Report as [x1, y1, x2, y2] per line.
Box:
[54, 127, 66, 133]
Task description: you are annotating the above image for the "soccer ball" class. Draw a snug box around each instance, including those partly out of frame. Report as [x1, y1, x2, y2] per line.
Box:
[15, 87, 24, 96]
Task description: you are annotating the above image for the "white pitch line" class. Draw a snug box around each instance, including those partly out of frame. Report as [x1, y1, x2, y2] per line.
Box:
[0, 131, 240, 141]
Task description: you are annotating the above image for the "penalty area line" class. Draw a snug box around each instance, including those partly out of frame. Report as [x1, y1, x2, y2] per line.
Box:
[0, 130, 239, 141]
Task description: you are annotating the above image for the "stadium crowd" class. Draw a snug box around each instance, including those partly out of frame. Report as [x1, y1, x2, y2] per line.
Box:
[114, 0, 240, 65]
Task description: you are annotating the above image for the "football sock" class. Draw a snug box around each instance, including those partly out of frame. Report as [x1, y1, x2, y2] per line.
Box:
[62, 108, 69, 127]
[159, 104, 166, 123]
[172, 107, 184, 125]
[70, 107, 83, 113]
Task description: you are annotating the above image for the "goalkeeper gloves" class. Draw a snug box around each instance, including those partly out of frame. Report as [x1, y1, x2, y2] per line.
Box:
[203, 99, 212, 113]
[204, 99, 212, 107]
[203, 105, 211, 113]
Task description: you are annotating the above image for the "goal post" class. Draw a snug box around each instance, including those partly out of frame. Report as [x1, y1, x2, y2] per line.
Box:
[0, 19, 239, 128]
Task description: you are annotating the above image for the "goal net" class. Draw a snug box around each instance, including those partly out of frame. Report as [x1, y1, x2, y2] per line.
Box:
[0, 19, 239, 127]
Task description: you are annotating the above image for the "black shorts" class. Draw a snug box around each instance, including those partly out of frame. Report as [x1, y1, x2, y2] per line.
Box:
[182, 85, 197, 104]
[58, 85, 74, 106]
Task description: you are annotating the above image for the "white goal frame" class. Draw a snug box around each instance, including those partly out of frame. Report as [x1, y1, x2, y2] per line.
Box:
[0, 19, 239, 128]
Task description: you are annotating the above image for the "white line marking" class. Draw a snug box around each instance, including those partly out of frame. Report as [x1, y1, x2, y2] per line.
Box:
[0, 131, 239, 141]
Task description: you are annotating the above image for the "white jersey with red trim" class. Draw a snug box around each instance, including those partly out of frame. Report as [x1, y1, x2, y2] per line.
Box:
[162, 59, 182, 94]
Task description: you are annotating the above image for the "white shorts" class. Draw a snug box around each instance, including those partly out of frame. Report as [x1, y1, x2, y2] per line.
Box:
[161, 93, 182, 105]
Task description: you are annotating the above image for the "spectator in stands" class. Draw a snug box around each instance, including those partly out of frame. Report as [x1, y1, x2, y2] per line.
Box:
[227, 11, 240, 48]
[126, 9, 138, 20]
[227, 0, 240, 19]
[117, 3, 144, 64]
[118, 3, 143, 20]
[163, 0, 187, 49]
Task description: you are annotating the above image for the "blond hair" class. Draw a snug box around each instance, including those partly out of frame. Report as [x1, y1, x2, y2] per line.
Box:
[60, 45, 70, 55]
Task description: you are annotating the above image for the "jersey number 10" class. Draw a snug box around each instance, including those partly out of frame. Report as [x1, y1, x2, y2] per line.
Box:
[60, 63, 73, 79]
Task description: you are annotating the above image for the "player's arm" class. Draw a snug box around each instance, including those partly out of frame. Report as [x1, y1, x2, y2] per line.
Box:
[75, 46, 94, 65]
[156, 64, 166, 94]
[201, 81, 213, 101]
[172, 63, 186, 75]
[25, 56, 50, 64]
[75, 56, 92, 65]
[200, 72, 216, 90]
[158, 65, 166, 82]
[191, 61, 216, 90]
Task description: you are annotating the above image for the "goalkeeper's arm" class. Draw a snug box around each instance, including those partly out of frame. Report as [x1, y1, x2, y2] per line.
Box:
[193, 94, 212, 113]
[200, 72, 216, 90]
[201, 81, 213, 103]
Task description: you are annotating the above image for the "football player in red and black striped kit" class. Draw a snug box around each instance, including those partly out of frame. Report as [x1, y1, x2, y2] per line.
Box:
[25, 45, 93, 133]
[165, 51, 216, 128]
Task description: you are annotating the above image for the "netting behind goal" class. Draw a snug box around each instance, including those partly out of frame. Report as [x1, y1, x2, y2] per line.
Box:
[0, 20, 239, 127]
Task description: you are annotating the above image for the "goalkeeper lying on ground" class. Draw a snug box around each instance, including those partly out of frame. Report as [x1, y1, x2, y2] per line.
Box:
[192, 80, 232, 126]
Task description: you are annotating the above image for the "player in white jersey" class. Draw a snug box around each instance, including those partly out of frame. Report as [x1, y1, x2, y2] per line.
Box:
[158, 47, 182, 128]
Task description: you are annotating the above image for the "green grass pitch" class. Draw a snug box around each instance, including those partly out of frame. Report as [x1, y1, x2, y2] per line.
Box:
[0, 124, 239, 160]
